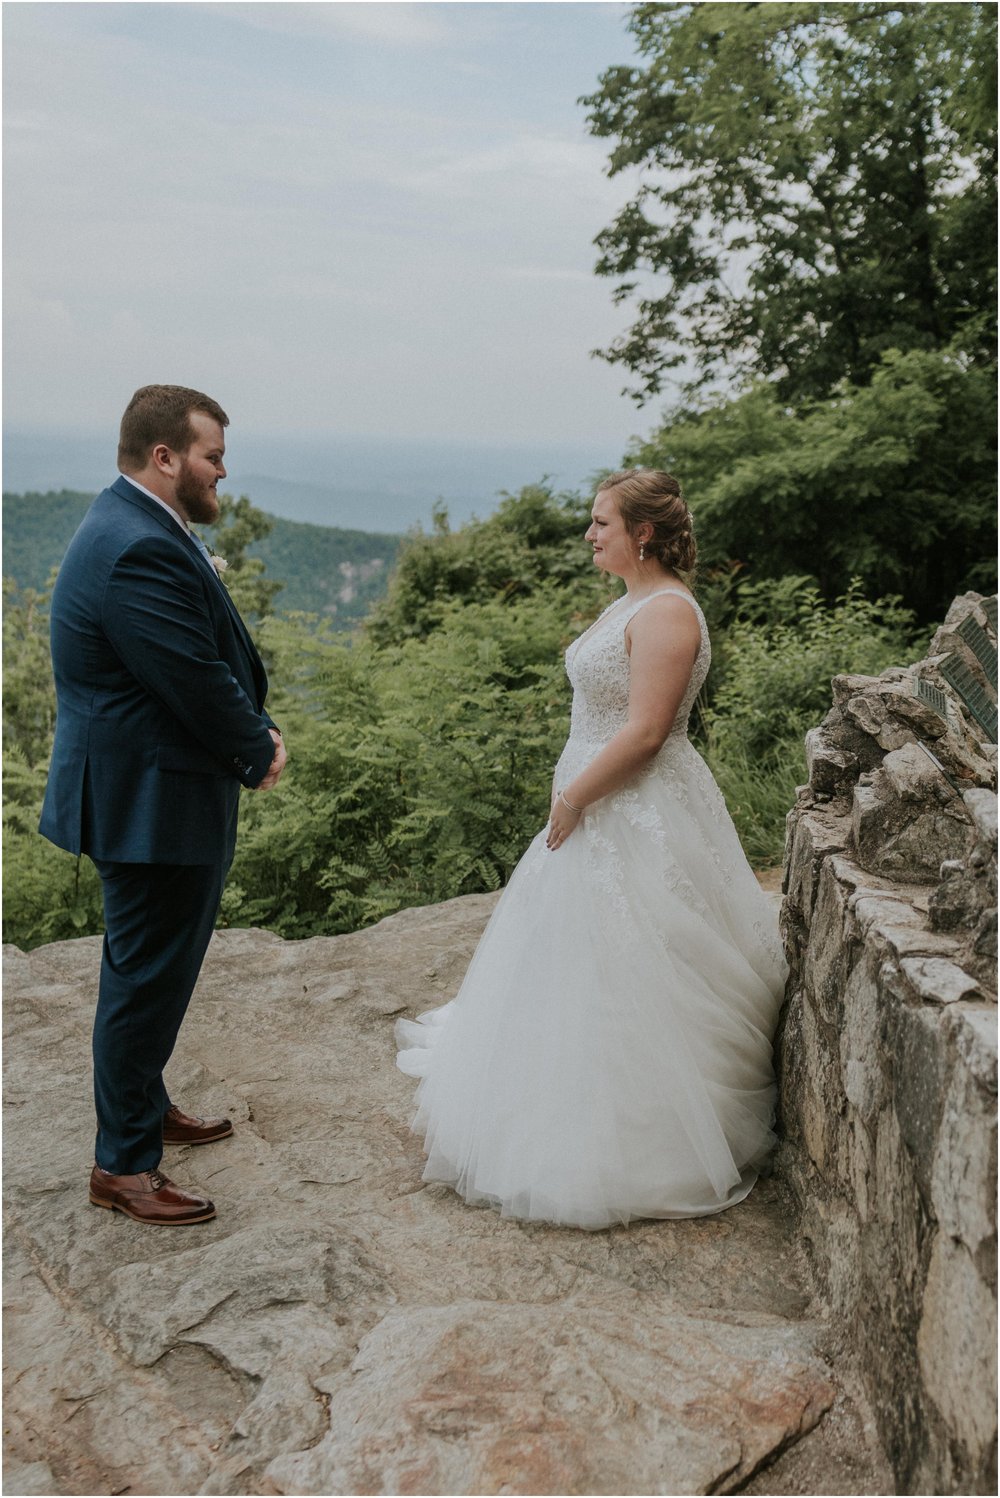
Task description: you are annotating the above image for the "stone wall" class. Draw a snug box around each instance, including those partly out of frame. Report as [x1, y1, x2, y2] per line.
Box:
[778, 592, 998, 1495]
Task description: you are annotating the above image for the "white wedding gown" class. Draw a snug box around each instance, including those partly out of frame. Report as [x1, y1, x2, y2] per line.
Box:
[396, 587, 788, 1229]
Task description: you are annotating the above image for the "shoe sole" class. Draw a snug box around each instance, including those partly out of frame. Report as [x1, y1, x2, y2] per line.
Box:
[89, 1194, 216, 1224]
[162, 1123, 234, 1147]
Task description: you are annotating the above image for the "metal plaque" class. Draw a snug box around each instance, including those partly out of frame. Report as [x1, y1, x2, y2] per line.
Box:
[940, 654, 999, 742]
[956, 614, 999, 681]
[915, 677, 949, 720]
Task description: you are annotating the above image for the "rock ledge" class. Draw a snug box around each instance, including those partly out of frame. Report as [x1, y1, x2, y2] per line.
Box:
[5, 896, 888, 1496]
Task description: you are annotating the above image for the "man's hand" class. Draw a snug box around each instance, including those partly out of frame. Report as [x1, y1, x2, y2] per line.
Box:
[256, 729, 287, 791]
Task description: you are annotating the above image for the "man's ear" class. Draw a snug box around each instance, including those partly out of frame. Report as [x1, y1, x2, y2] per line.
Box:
[151, 442, 178, 476]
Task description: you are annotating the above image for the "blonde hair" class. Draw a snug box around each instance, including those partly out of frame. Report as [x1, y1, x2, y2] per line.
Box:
[597, 468, 696, 577]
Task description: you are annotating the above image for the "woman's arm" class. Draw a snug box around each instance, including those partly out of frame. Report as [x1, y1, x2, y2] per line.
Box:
[547, 595, 701, 848]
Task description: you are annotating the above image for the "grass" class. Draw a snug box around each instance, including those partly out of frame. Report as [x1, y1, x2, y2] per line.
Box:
[704, 738, 806, 870]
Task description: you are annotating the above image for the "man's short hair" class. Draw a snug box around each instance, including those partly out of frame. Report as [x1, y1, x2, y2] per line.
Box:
[117, 385, 229, 472]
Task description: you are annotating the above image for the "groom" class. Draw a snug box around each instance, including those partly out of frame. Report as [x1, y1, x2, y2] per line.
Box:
[40, 385, 287, 1225]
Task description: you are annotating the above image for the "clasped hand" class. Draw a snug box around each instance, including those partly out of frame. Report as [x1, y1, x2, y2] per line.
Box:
[256, 728, 287, 791]
[546, 790, 582, 850]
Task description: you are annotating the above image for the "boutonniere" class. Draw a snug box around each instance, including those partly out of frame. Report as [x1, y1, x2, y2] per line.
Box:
[210, 555, 229, 578]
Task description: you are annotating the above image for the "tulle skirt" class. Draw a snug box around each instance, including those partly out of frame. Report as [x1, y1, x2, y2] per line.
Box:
[396, 738, 788, 1230]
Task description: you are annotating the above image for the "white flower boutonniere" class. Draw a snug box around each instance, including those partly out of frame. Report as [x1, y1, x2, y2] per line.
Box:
[210, 554, 229, 578]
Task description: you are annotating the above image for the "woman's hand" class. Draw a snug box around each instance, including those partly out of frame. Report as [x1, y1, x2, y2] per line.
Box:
[547, 789, 583, 850]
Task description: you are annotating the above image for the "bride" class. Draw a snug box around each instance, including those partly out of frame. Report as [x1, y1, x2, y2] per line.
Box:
[396, 468, 788, 1230]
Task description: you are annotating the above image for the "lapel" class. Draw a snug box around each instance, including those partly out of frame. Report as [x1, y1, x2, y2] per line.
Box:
[212, 565, 263, 675]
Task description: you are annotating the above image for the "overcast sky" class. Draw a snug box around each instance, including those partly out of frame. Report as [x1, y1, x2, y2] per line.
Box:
[4, 1, 657, 456]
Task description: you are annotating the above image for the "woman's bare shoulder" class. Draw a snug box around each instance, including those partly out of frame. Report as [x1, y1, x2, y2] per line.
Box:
[631, 590, 701, 627]
[626, 591, 702, 654]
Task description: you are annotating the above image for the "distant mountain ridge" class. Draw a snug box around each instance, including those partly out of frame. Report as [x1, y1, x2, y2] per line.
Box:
[231, 474, 438, 533]
[2, 490, 401, 626]
[2, 430, 613, 532]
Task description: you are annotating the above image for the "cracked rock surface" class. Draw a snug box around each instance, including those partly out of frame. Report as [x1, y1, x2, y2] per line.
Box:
[4, 896, 890, 1496]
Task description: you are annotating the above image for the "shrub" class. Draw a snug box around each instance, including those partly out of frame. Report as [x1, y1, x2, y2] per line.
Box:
[221, 591, 585, 936]
[702, 578, 923, 760]
[366, 484, 605, 643]
[699, 578, 925, 862]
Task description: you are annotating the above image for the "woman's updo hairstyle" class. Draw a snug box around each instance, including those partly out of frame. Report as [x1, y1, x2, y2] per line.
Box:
[597, 468, 697, 578]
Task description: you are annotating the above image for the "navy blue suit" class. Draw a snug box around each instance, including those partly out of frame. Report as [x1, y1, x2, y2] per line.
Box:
[41, 476, 277, 1171]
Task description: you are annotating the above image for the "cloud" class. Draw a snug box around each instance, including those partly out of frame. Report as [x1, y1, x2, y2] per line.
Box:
[2, 1, 649, 446]
[501, 265, 594, 284]
[221, 1, 460, 48]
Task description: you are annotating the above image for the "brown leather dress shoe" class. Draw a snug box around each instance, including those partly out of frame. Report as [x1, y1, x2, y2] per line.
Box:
[89, 1165, 216, 1225]
[162, 1104, 234, 1146]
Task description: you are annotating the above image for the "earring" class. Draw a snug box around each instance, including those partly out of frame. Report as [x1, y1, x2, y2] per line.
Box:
[639, 542, 645, 562]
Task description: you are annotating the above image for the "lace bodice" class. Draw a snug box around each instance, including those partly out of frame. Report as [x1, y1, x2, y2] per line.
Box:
[561, 588, 710, 769]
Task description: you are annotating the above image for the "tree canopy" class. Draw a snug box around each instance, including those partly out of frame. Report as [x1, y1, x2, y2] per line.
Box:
[583, 2, 997, 403]
[365, 485, 604, 645]
[627, 346, 996, 621]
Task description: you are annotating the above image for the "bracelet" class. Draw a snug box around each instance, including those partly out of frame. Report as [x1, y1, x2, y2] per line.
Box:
[559, 790, 583, 814]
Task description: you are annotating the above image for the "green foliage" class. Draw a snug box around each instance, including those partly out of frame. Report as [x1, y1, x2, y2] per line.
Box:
[243, 515, 400, 624]
[197, 493, 283, 621]
[704, 577, 922, 758]
[628, 349, 997, 623]
[583, 1, 997, 403]
[212, 482, 609, 938]
[366, 485, 611, 643]
[2, 489, 401, 628]
[3, 577, 57, 766]
[3, 578, 104, 947]
[701, 745, 804, 871]
[220, 591, 582, 937]
[3, 747, 104, 947]
[227, 570, 922, 927]
[0, 486, 937, 950]
[1, 491, 91, 589]
[698, 577, 924, 863]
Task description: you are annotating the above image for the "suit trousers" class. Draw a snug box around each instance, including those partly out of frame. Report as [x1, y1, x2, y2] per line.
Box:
[91, 858, 230, 1173]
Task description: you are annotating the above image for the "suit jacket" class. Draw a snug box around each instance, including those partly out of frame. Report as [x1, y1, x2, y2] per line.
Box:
[40, 476, 277, 865]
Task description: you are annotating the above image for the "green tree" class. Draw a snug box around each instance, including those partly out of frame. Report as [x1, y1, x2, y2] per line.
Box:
[1, 492, 90, 590]
[199, 493, 284, 620]
[583, 2, 997, 402]
[2, 578, 104, 946]
[366, 484, 609, 644]
[700, 576, 923, 863]
[3, 576, 57, 766]
[628, 347, 997, 622]
[703, 576, 922, 758]
[221, 593, 581, 937]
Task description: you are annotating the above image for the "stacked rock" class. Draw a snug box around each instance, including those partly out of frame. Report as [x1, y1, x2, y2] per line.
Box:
[930, 788, 997, 991]
[778, 591, 997, 1497]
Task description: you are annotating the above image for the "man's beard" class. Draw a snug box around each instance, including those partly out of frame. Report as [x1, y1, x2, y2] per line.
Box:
[175, 459, 220, 525]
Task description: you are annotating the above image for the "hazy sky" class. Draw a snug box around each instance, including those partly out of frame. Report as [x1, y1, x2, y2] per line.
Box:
[4, 1, 656, 453]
